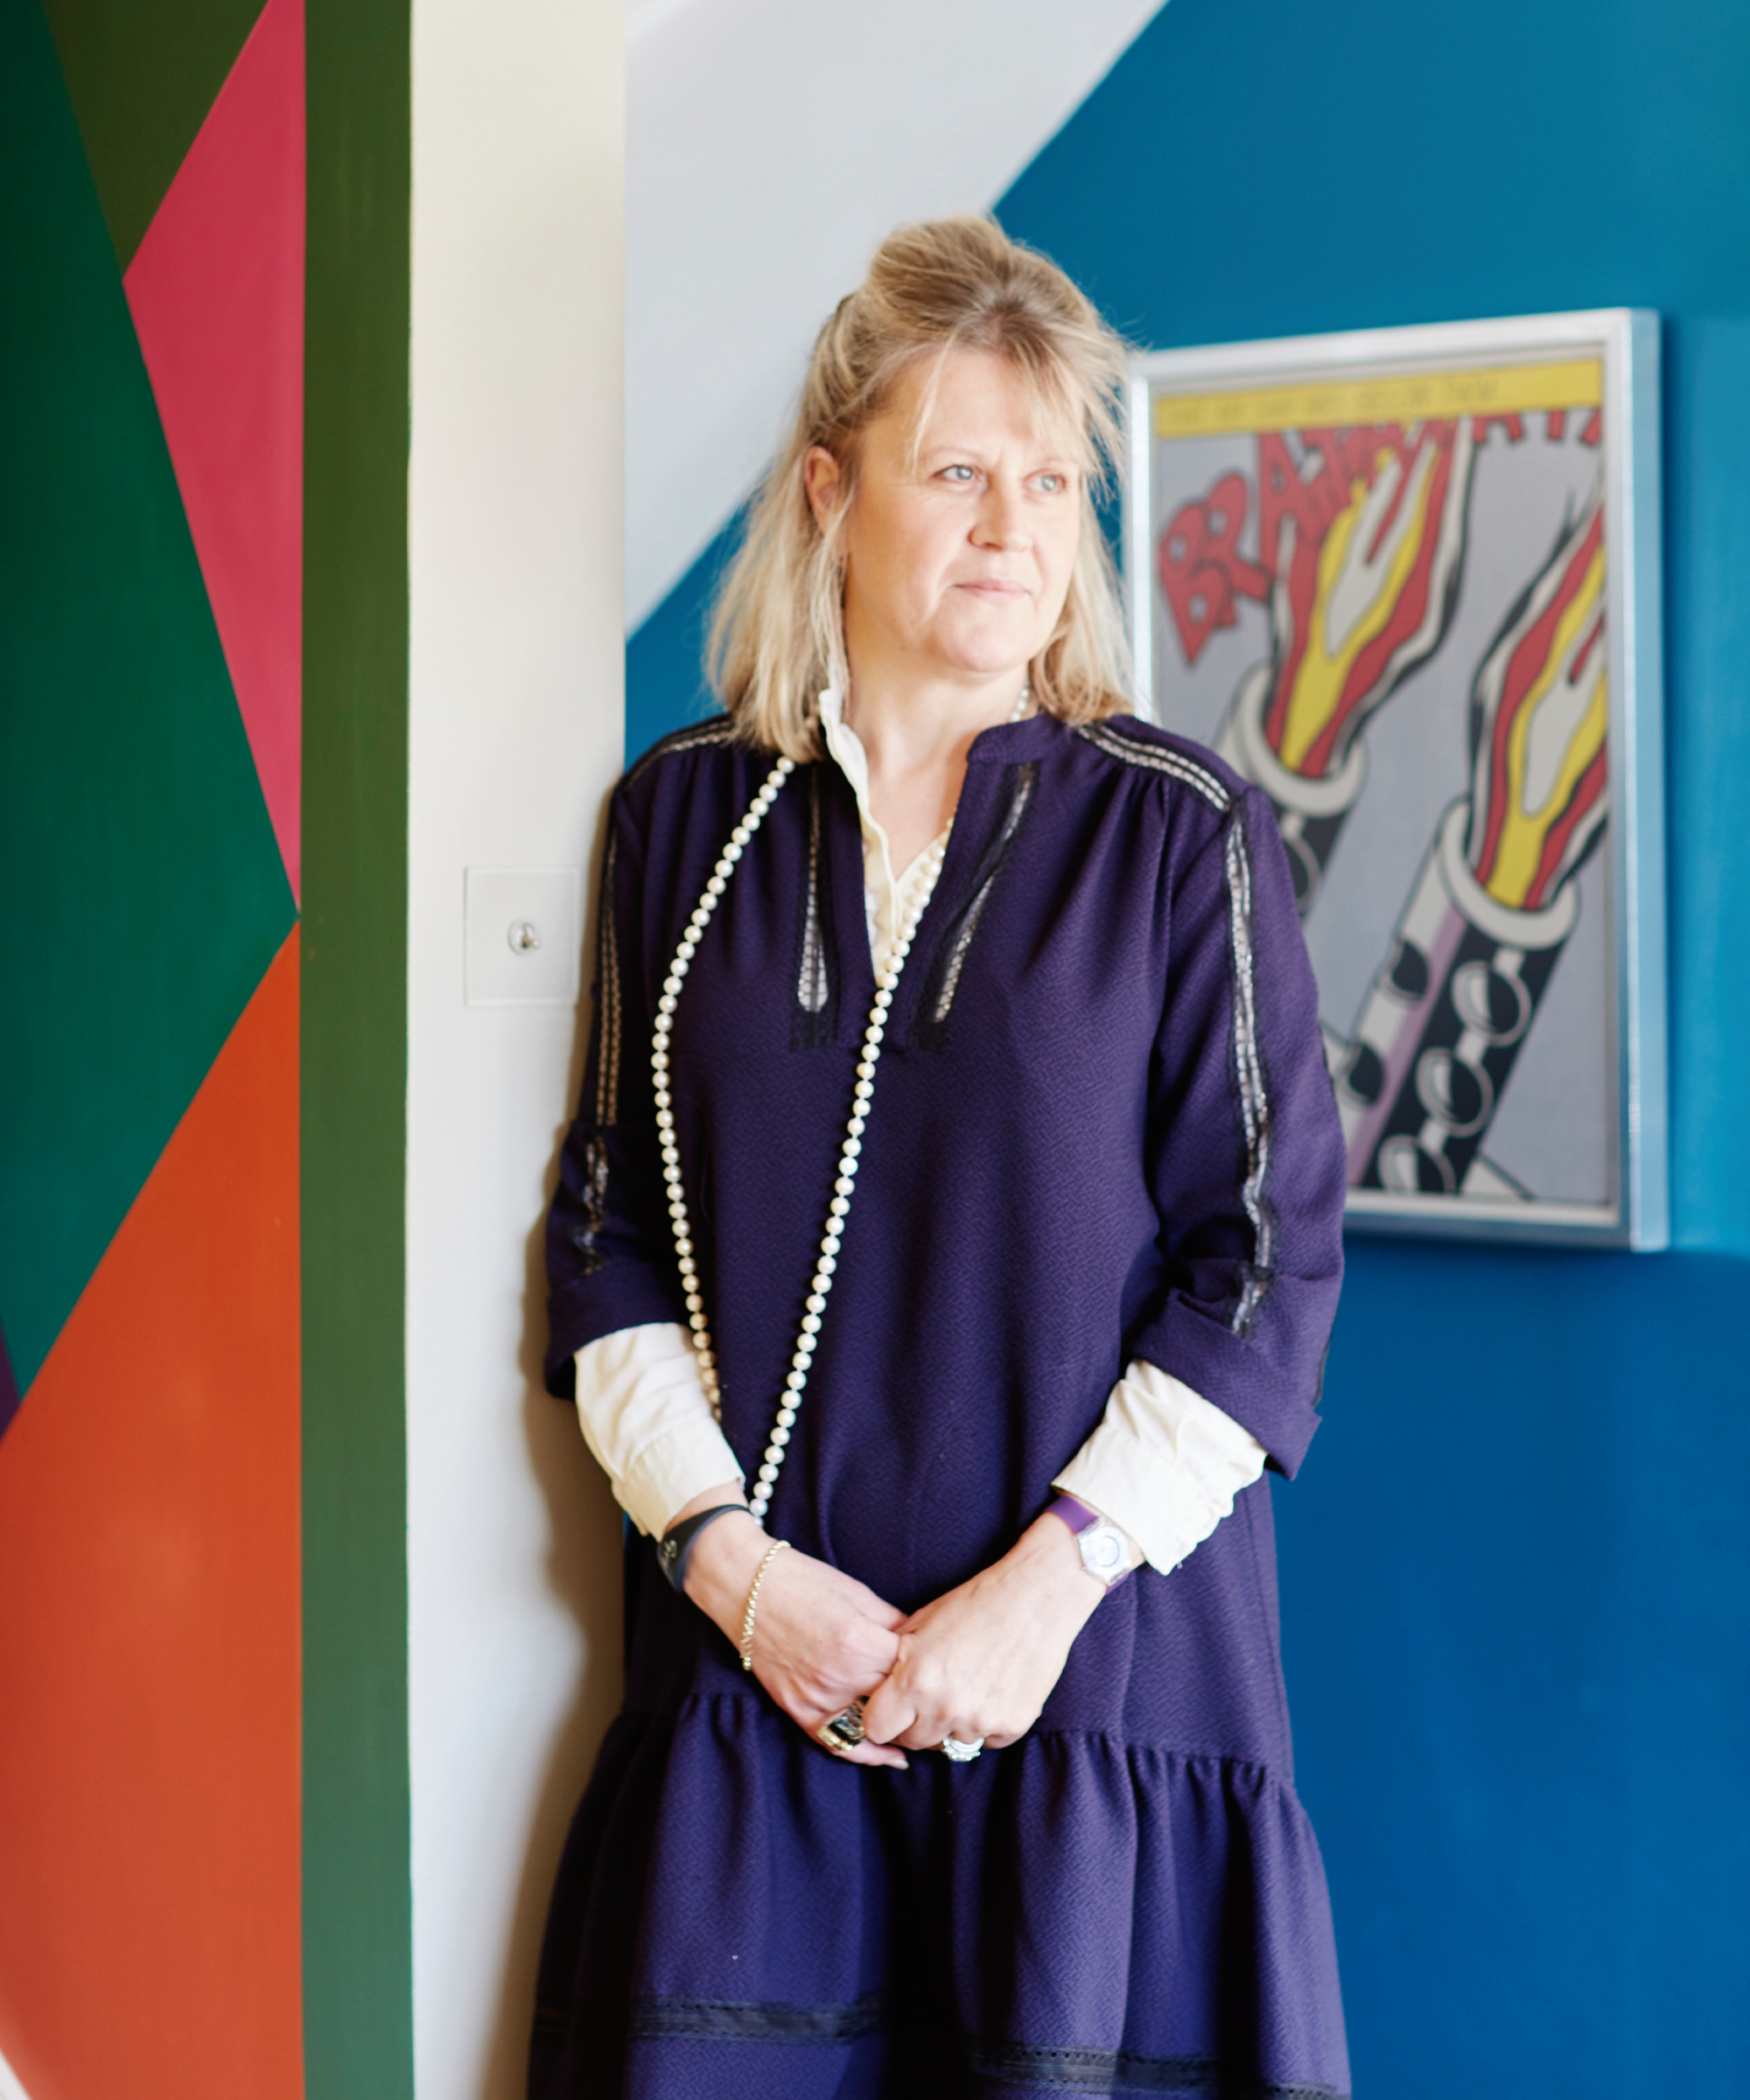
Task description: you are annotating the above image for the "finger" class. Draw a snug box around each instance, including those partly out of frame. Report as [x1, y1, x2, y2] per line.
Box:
[854, 1593, 906, 1633]
[788, 1698, 908, 1769]
[831, 1736, 908, 1771]
[794, 1638, 900, 1715]
[858, 1681, 916, 1748]
[895, 1698, 988, 1754]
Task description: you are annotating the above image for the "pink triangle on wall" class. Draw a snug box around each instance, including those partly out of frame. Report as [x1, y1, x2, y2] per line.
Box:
[125, 0, 304, 901]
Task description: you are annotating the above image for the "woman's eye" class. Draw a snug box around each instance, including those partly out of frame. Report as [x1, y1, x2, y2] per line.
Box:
[941, 464, 975, 483]
[1036, 472, 1068, 494]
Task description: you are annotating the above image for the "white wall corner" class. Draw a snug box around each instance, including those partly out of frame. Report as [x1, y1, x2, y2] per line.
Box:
[407, 0, 627, 2094]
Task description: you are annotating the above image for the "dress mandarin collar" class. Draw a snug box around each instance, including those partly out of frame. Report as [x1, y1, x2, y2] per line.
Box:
[815, 685, 1062, 768]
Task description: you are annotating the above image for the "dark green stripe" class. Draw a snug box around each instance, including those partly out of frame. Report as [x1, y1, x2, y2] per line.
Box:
[302, 0, 412, 2091]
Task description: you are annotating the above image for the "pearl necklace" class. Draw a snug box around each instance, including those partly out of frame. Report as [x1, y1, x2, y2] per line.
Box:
[651, 687, 1025, 1525]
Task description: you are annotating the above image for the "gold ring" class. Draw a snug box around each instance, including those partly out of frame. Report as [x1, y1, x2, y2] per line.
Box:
[816, 1701, 867, 1752]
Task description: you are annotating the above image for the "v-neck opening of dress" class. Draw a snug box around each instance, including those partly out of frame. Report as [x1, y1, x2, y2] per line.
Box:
[817, 689, 1045, 998]
[817, 689, 954, 983]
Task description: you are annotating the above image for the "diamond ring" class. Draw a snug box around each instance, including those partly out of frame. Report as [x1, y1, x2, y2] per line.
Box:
[940, 1733, 984, 1762]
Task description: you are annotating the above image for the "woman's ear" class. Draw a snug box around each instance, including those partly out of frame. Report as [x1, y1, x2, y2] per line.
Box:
[803, 445, 844, 532]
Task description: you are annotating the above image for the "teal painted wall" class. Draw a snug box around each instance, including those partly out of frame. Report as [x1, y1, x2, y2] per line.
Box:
[998, 0, 1750, 1267]
[1004, 4, 1750, 2090]
[626, 2, 1750, 2090]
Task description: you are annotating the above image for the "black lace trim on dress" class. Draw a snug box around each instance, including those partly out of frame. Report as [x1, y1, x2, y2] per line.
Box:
[790, 764, 840, 1048]
[593, 827, 622, 1128]
[627, 1991, 886, 2044]
[1220, 800, 1278, 1340]
[622, 716, 735, 788]
[563, 818, 622, 1276]
[553, 1995, 1346, 2097]
[965, 2034, 1344, 2096]
[1074, 719, 1231, 812]
[908, 760, 1040, 1050]
[567, 1132, 612, 1276]
[580, 720, 736, 1276]
[1074, 723, 1277, 1339]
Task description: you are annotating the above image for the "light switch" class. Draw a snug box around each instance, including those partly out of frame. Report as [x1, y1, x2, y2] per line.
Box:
[465, 866, 583, 1006]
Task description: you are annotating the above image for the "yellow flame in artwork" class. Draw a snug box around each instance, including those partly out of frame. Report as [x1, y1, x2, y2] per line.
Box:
[1276, 444, 1438, 775]
[1483, 545, 1607, 908]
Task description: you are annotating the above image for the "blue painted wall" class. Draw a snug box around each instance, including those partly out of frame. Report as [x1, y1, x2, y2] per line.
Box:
[628, 1, 1750, 2090]
[625, 508, 741, 768]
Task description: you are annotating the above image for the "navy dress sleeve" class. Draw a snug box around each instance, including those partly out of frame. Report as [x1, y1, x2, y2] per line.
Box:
[543, 785, 687, 1397]
[1127, 781, 1347, 1478]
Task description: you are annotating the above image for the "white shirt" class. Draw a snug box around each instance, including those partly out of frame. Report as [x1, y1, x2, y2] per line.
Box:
[574, 694, 1268, 1575]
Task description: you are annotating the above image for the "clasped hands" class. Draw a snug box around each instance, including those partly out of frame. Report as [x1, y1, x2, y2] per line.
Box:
[676, 1486, 1110, 1769]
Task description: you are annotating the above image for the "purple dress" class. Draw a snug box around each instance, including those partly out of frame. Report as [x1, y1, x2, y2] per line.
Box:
[533, 710, 1351, 2099]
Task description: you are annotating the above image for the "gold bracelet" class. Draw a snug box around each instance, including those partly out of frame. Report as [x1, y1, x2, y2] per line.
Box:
[738, 1538, 790, 1671]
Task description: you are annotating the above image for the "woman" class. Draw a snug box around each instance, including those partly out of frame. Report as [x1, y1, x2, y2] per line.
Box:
[535, 216, 1349, 2099]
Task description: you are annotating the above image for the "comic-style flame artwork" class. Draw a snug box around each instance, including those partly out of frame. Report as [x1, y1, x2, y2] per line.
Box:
[1464, 486, 1608, 914]
[1145, 354, 1629, 1222]
[1163, 421, 1476, 910]
[1157, 472, 1267, 662]
[1254, 421, 1474, 781]
[1329, 481, 1609, 1196]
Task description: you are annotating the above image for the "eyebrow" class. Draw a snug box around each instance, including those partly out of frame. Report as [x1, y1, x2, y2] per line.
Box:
[916, 435, 1082, 470]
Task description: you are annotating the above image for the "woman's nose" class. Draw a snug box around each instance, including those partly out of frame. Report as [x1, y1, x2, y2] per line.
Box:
[972, 483, 1031, 550]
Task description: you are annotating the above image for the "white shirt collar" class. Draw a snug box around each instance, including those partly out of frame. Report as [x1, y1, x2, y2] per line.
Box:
[816, 687, 870, 808]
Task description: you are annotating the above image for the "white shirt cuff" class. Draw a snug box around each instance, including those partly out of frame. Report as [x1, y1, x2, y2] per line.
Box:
[1054, 1358, 1268, 1576]
[572, 1323, 744, 1539]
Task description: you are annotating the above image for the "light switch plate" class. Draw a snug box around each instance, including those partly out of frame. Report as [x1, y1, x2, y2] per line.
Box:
[465, 866, 582, 1005]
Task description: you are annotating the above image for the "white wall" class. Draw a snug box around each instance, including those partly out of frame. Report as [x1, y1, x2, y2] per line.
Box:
[625, 0, 1166, 626]
[407, 0, 626, 2093]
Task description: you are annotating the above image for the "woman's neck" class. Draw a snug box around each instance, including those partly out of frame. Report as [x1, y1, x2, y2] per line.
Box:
[843, 668, 1027, 872]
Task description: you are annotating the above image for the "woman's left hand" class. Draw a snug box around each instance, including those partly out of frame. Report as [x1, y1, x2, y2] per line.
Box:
[858, 1515, 1110, 1753]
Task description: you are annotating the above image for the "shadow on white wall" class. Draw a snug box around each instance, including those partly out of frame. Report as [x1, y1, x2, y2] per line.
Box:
[626, 0, 1168, 626]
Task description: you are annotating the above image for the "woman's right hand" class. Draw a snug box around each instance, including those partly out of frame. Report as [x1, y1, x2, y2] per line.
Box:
[682, 1502, 909, 1769]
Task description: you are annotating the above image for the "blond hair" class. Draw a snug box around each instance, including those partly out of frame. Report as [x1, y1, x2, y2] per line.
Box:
[707, 214, 1133, 760]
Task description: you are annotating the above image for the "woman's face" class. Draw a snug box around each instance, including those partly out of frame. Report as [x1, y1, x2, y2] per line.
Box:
[808, 347, 1084, 695]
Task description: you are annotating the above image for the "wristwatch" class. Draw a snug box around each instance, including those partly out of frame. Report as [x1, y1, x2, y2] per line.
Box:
[655, 1503, 746, 1593]
[1045, 1494, 1134, 1591]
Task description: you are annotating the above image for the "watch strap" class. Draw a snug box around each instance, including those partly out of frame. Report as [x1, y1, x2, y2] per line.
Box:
[1045, 1494, 1134, 1590]
[656, 1503, 746, 1592]
[1045, 1493, 1101, 1536]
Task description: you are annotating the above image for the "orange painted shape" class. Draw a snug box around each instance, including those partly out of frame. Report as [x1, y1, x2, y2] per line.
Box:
[0, 932, 302, 2100]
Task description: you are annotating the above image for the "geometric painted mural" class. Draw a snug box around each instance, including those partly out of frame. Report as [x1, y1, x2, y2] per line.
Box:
[125, 0, 305, 901]
[0, 0, 298, 1408]
[0, 0, 304, 2089]
[0, 934, 304, 2100]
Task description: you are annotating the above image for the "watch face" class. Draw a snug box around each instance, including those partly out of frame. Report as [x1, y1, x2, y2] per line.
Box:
[1081, 1522, 1127, 1579]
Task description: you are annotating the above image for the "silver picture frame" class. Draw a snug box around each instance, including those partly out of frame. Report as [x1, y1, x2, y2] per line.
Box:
[1126, 312, 1666, 1247]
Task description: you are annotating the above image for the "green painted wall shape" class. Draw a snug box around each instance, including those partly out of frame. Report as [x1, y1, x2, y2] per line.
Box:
[41, 0, 267, 270]
[301, 0, 415, 2086]
[0, 0, 295, 1396]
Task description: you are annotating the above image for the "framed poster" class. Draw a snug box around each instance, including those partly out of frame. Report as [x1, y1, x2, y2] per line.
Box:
[1127, 312, 1666, 1246]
